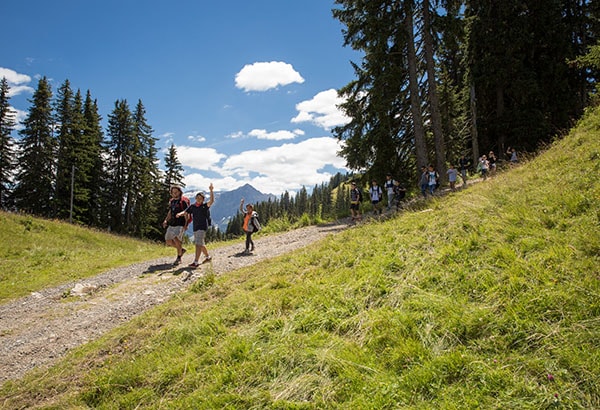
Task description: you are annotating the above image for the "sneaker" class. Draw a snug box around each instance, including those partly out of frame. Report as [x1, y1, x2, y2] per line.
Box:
[188, 261, 200, 268]
[202, 255, 212, 264]
[173, 256, 182, 266]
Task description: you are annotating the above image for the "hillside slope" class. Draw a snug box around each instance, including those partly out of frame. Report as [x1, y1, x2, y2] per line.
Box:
[1, 108, 599, 409]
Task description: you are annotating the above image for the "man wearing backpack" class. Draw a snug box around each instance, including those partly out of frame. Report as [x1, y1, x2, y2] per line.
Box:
[240, 198, 261, 254]
[176, 183, 215, 268]
[369, 180, 383, 214]
[162, 185, 191, 266]
[349, 181, 362, 222]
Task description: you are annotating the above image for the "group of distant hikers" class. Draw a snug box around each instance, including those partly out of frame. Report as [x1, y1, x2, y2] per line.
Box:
[161, 183, 261, 268]
[351, 147, 519, 222]
[162, 147, 518, 266]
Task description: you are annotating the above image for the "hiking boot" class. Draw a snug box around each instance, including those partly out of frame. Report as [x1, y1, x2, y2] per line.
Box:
[173, 256, 182, 266]
[202, 255, 212, 264]
[188, 261, 200, 268]
[181, 248, 187, 256]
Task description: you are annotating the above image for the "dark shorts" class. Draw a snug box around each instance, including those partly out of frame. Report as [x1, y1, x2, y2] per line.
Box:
[350, 203, 360, 210]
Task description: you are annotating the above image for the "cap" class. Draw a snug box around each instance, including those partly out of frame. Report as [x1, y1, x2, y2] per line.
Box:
[196, 192, 205, 198]
[170, 185, 183, 192]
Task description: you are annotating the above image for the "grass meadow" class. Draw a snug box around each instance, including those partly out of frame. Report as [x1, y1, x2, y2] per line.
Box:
[1, 106, 599, 409]
[0, 214, 175, 302]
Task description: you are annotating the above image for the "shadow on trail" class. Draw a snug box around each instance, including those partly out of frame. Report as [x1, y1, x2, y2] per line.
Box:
[230, 251, 255, 258]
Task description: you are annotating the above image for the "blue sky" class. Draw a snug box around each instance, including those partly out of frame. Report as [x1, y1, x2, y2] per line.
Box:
[1, 0, 362, 195]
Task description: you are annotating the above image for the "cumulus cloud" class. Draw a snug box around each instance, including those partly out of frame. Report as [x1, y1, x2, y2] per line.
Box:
[248, 128, 304, 141]
[177, 146, 227, 172]
[291, 88, 351, 130]
[235, 61, 304, 92]
[180, 137, 347, 195]
[0, 67, 34, 97]
[221, 136, 347, 194]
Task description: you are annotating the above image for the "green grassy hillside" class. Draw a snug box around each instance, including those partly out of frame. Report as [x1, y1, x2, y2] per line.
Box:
[0, 213, 172, 302]
[1, 107, 599, 409]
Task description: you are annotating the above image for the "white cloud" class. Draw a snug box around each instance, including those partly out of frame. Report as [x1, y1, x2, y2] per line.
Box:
[187, 134, 206, 143]
[180, 137, 347, 195]
[227, 131, 244, 139]
[0, 67, 34, 97]
[235, 61, 304, 92]
[177, 146, 227, 172]
[221, 136, 347, 194]
[291, 88, 350, 130]
[248, 129, 303, 141]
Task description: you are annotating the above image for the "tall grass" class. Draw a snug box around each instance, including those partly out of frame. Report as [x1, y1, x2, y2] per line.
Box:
[1, 107, 599, 409]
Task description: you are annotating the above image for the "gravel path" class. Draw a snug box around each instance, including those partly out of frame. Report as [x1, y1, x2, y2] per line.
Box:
[0, 220, 352, 386]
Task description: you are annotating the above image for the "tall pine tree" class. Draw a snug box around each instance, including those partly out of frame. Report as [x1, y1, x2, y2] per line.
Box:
[13, 77, 55, 216]
[130, 100, 162, 239]
[105, 99, 135, 233]
[0, 77, 16, 210]
[82, 91, 107, 228]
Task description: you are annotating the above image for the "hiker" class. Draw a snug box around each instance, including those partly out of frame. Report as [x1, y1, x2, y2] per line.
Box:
[419, 166, 429, 197]
[384, 173, 397, 211]
[240, 198, 261, 254]
[393, 181, 406, 210]
[427, 165, 439, 196]
[477, 155, 489, 180]
[349, 181, 362, 221]
[176, 183, 214, 268]
[488, 151, 497, 175]
[507, 147, 518, 164]
[162, 185, 191, 266]
[446, 164, 458, 192]
[369, 180, 383, 214]
[458, 155, 470, 186]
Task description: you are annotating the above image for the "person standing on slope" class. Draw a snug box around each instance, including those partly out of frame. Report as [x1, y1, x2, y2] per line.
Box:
[240, 198, 261, 255]
[162, 185, 190, 266]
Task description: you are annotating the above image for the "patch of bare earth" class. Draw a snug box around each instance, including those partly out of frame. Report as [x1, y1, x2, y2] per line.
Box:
[0, 220, 351, 386]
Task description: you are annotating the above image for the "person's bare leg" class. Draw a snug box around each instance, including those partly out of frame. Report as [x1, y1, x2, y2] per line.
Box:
[194, 244, 202, 262]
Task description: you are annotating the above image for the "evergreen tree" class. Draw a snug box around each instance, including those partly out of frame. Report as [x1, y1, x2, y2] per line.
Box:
[333, 0, 429, 184]
[163, 143, 185, 189]
[53, 79, 78, 220]
[69, 90, 94, 223]
[53, 85, 94, 223]
[13, 77, 56, 216]
[82, 91, 107, 228]
[105, 99, 135, 233]
[130, 100, 162, 239]
[0, 77, 16, 209]
[422, 0, 447, 180]
[465, 0, 594, 152]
